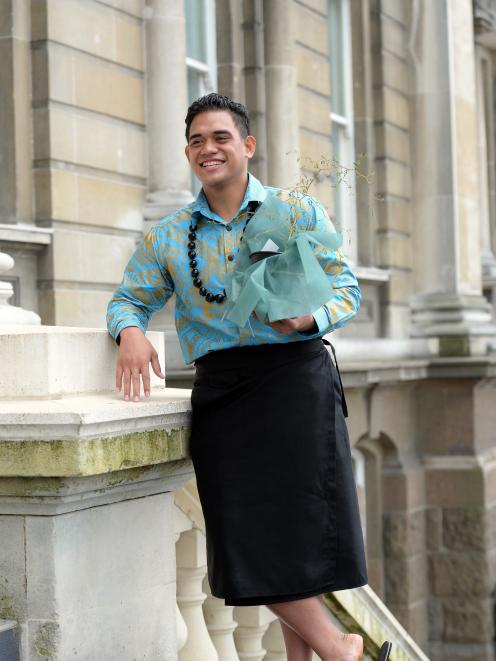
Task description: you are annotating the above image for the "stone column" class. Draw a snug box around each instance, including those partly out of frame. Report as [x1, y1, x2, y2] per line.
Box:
[242, 0, 268, 183]
[409, 0, 494, 355]
[263, 0, 299, 189]
[0, 326, 193, 661]
[143, 0, 193, 225]
[0, 0, 33, 225]
[176, 529, 218, 661]
[216, 0, 245, 102]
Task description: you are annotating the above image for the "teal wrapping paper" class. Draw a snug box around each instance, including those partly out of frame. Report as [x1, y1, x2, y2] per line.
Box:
[224, 193, 342, 327]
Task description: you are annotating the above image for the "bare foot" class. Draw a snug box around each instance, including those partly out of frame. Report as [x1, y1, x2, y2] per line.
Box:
[333, 632, 363, 661]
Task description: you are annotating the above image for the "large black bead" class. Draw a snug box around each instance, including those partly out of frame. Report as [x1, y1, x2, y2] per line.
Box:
[193, 278, 202, 288]
[188, 250, 196, 259]
[205, 292, 214, 303]
[189, 259, 197, 268]
[191, 268, 199, 277]
[199, 287, 207, 296]
[215, 293, 225, 304]
[188, 241, 196, 249]
[189, 224, 195, 232]
[188, 232, 196, 241]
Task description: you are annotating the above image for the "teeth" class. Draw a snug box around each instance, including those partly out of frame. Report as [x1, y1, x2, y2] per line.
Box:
[202, 161, 223, 167]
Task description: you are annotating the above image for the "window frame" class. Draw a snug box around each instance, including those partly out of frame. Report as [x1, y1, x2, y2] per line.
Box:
[328, 0, 358, 264]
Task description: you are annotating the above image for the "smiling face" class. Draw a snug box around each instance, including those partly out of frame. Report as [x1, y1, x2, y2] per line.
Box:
[185, 110, 256, 191]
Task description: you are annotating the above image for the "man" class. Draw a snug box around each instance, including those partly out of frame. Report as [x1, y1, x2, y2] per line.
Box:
[107, 94, 376, 661]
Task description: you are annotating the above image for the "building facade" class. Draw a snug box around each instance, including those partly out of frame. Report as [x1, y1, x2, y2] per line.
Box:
[2, 0, 496, 659]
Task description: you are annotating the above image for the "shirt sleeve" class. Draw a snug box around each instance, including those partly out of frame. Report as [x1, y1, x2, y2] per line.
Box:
[298, 198, 361, 337]
[106, 226, 174, 342]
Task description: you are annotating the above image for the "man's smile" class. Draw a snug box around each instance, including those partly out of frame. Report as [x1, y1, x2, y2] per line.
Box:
[201, 159, 225, 169]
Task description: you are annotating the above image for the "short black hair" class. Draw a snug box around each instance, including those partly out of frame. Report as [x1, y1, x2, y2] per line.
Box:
[185, 93, 251, 141]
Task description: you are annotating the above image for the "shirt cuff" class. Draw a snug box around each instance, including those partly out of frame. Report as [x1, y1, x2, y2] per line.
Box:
[311, 307, 330, 334]
[298, 307, 329, 337]
[113, 322, 145, 346]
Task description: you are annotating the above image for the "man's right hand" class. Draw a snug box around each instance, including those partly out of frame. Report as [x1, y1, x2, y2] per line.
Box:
[115, 327, 165, 401]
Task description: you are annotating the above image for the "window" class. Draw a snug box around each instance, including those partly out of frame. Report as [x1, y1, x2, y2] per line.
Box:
[328, 0, 357, 263]
[185, 0, 217, 195]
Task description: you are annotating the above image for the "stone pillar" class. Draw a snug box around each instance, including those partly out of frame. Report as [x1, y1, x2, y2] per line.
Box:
[0, 252, 40, 324]
[216, 0, 245, 102]
[203, 582, 240, 661]
[0, 0, 34, 225]
[176, 529, 218, 661]
[242, 0, 268, 182]
[262, 619, 286, 661]
[0, 326, 194, 661]
[143, 0, 193, 225]
[409, 0, 494, 355]
[263, 0, 299, 189]
[233, 606, 272, 661]
[417, 371, 496, 661]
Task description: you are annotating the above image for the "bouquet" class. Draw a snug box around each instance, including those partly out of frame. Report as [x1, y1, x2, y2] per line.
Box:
[223, 192, 342, 328]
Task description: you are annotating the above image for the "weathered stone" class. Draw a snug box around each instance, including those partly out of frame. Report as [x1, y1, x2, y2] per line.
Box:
[429, 641, 495, 661]
[442, 507, 486, 551]
[426, 507, 443, 551]
[0, 517, 26, 621]
[384, 553, 427, 604]
[442, 597, 494, 643]
[383, 508, 426, 557]
[429, 552, 489, 597]
[427, 597, 444, 641]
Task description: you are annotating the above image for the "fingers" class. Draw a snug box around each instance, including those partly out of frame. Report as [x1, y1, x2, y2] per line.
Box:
[123, 368, 131, 401]
[122, 368, 141, 401]
[142, 365, 151, 398]
[115, 364, 123, 391]
[269, 319, 295, 335]
[151, 352, 165, 379]
[131, 369, 141, 402]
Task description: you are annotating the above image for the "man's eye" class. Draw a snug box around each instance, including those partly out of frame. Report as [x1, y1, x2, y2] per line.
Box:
[190, 140, 201, 147]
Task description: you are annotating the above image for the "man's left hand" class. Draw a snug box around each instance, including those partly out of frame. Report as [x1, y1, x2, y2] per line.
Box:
[266, 314, 317, 335]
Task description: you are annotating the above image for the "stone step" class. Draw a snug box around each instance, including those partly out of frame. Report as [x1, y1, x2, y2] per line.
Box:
[0, 620, 20, 661]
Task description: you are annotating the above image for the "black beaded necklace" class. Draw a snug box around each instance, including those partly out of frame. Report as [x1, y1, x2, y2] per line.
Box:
[187, 201, 259, 304]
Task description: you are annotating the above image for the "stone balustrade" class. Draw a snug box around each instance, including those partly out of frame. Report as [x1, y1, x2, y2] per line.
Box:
[0, 252, 40, 325]
[174, 476, 430, 661]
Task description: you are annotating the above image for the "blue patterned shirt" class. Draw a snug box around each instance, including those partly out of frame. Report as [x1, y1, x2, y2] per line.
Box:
[106, 174, 361, 364]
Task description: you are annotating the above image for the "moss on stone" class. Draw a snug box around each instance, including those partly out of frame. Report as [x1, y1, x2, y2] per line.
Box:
[0, 427, 191, 478]
[0, 593, 16, 620]
[34, 621, 60, 660]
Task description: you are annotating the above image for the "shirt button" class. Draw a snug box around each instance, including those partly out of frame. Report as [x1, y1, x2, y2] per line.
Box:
[226, 224, 232, 231]
[228, 255, 234, 262]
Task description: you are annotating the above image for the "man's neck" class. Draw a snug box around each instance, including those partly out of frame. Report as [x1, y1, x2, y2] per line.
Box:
[202, 174, 249, 222]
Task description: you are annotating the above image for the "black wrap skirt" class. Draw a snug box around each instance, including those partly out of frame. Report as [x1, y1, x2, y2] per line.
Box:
[189, 338, 368, 606]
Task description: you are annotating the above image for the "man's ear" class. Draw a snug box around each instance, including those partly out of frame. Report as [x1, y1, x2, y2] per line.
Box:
[185, 144, 190, 160]
[245, 135, 256, 159]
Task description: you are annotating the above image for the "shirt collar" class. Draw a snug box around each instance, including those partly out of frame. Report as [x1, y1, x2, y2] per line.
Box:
[191, 172, 268, 224]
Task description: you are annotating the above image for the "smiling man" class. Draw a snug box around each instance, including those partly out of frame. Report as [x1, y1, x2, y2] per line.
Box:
[106, 94, 377, 661]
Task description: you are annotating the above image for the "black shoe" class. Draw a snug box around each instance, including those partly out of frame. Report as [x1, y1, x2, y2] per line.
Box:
[378, 641, 392, 660]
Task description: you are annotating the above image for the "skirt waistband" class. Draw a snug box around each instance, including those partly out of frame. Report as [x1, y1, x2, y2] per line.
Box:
[194, 339, 325, 373]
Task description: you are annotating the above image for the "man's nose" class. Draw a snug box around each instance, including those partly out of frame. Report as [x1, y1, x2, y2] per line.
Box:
[201, 139, 218, 153]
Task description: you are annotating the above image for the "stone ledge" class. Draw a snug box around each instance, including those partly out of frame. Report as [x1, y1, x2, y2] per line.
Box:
[0, 389, 192, 477]
[0, 325, 166, 397]
[0, 223, 52, 246]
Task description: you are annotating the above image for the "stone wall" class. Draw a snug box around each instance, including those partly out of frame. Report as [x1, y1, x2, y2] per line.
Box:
[344, 357, 496, 660]
[30, 0, 147, 327]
